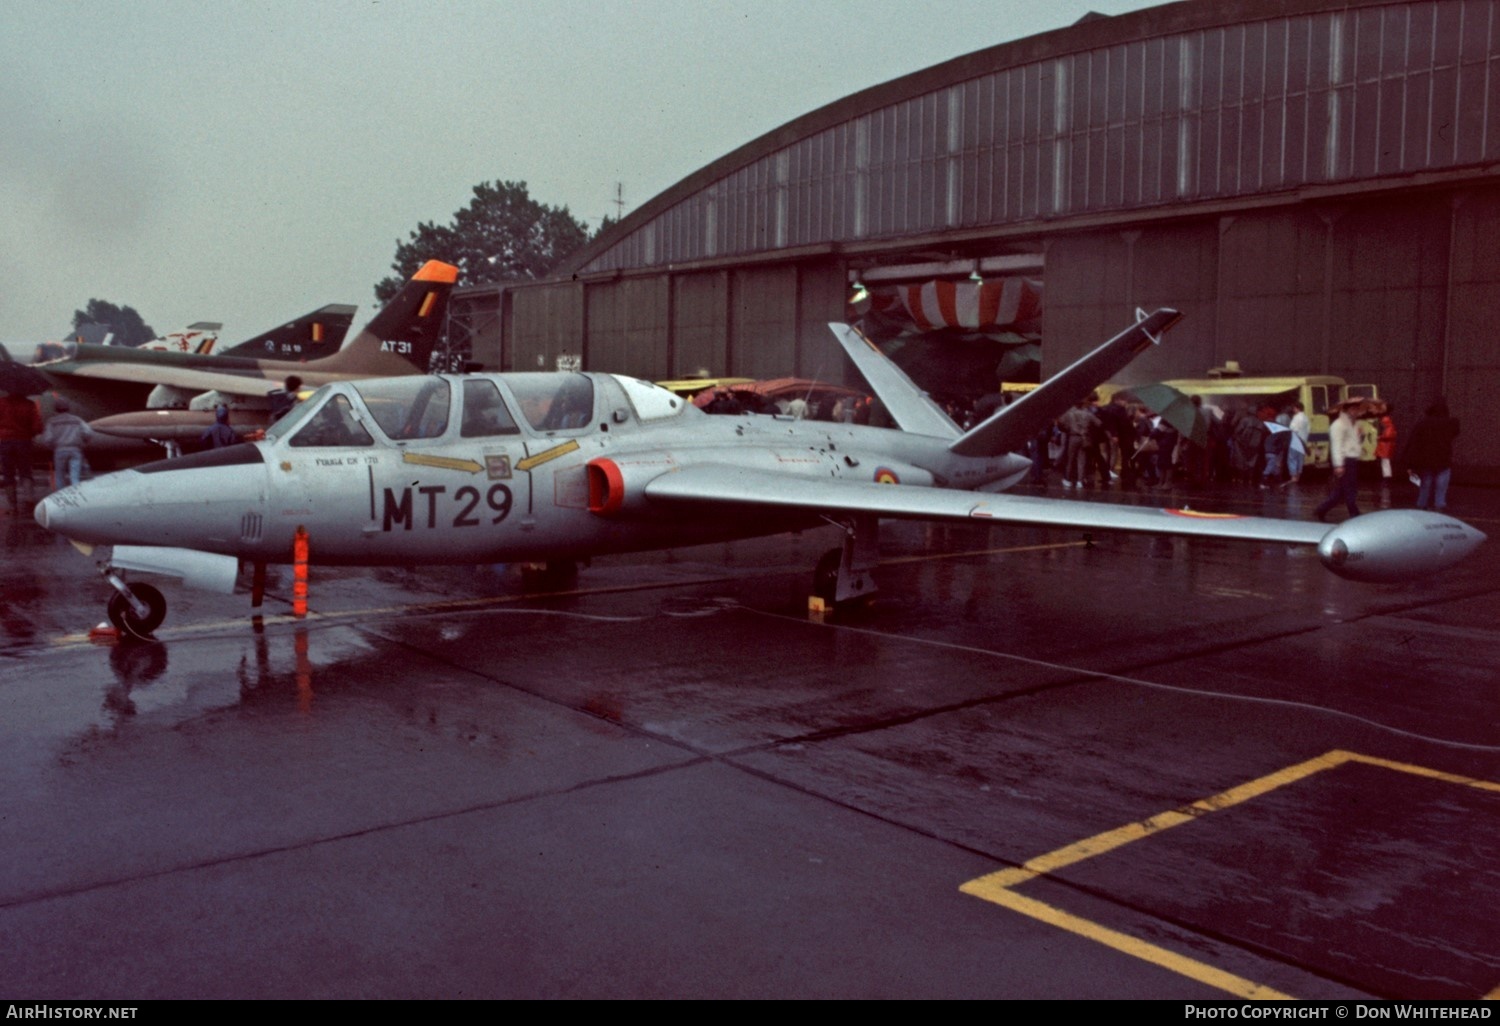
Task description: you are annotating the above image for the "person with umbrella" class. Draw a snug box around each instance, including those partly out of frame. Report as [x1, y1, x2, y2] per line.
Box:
[1284, 401, 1311, 485]
[1, 388, 44, 514]
[1127, 383, 1207, 487]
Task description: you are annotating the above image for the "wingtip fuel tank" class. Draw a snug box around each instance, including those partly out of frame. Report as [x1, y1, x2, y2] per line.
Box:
[1318, 509, 1487, 583]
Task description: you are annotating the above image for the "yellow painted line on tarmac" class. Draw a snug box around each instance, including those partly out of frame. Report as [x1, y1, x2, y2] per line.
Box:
[960, 882, 1294, 1000]
[1342, 750, 1500, 794]
[961, 750, 1500, 1000]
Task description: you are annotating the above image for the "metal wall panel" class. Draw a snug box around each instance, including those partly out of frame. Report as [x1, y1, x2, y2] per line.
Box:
[584, 278, 669, 378]
[796, 263, 852, 381]
[511, 285, 583, 373]
[1329, 199, 1449, 407]
[1439, 186, 1500, 470]
[1217, 209, 1330, 374]
[582, 1, 1500, 275]
[729, 266, 799, 379]
[672, 272, 729, 378]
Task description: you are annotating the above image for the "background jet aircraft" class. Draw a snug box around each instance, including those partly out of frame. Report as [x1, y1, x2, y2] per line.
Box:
[135, 321, 223, 355]
[31, 302, 363, 424]
[85, 271, 451, 454]
[6, 321, 220, 364]
[59, 263, 455, 463]
[35, 308, 1486, 638]
[79, 264, 453, 456]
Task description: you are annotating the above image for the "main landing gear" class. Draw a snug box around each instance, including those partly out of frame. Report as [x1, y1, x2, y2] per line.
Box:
[100, 562, 167, 640]
[812, 515, 880, 610]
[520, 558, 580, 591]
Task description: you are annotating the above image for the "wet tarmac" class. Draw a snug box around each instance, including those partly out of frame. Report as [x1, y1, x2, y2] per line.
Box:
[1, 474, 1496, 999]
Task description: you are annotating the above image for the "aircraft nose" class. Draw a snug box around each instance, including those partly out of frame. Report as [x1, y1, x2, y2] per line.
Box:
[34, 472, 147, 542]
[34, 444, 270, 549]
[34, 485, 89, 534]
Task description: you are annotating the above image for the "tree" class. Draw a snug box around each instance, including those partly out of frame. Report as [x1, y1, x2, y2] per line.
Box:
[375, 180, 595, 302]
[72, 300, 155, 347]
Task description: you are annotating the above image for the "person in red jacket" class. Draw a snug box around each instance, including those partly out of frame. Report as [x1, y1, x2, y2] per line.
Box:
[1, 390, 44, 513]
[1376, 405, 1398, 482]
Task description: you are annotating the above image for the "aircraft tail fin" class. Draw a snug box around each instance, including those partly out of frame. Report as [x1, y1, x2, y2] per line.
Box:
[947, 308, 1183, 458]
[826, 322, 961, 439]
[221, 304, 357, 361]
[305, 261, 459, 376]
[137, 323, 222, 355]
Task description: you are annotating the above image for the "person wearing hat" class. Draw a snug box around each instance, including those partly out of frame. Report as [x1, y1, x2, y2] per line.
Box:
[268, 375, 304, 423]
[200, 404, 239, 449]
[37, 398, 93, 490]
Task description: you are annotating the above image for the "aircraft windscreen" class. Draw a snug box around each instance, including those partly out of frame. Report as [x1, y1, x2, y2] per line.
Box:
[263, 386, 329, 442]
[505, 374, 595, 432]
[353, 378, 451, 440]
[30, 341, 77, 363]
[288, 394, 375, 448]
[611, 375, 685, 422]
[460, 379, 521, 437]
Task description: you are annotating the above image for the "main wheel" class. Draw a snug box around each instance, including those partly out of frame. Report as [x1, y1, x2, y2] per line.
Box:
[107, 583, 167, 640]
[813, 548, 842, 604]
[520, 559, 578, 591]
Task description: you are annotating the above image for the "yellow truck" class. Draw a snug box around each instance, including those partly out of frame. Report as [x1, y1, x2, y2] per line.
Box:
[1150, 375, 1380, 467]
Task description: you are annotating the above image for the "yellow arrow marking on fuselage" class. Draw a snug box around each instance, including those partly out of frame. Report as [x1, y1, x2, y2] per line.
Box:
[401, 452, 484, 474]
[517, 439, 580, 471]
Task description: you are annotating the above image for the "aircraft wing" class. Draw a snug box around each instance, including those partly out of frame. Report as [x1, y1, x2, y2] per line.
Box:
[46, 361, 281, 399]
[645, 464, 1327, 545]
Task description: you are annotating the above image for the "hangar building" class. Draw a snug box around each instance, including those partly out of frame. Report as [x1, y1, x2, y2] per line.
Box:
[452, 0, 1500, 477]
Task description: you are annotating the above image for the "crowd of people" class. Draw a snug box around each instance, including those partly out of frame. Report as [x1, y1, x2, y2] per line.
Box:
[698, 386, 872, 423]
[1017, 389, 1461, 522]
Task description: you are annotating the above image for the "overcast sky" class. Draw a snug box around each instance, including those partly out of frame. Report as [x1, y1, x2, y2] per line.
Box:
[2, 0, 1155, 346]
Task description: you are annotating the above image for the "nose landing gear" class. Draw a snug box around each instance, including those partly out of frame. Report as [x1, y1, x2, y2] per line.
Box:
[101, 565, 167, 640]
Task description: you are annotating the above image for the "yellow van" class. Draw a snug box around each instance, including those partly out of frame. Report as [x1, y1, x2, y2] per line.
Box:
[1154, 376, 1379, 468]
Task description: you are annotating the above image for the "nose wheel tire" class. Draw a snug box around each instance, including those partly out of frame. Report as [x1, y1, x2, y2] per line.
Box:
[107, 583, 167, 640]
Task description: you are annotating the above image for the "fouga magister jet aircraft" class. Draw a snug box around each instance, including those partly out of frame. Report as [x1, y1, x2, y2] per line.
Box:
[35, 308, 1486, 638]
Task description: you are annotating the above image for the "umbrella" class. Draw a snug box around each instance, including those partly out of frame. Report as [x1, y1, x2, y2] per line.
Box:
[1332, 396, 1386, 417]
[1128, 382, 1208, 447]
[1266, 420, 1306, 455]
[0, 354, 53, 397]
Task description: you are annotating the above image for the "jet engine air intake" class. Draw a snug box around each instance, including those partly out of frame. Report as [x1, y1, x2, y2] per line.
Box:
[586, 455, 677, 516]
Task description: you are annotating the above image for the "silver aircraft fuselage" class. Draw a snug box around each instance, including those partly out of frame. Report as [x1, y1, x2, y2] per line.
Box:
[36, 372, 1029, 566]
